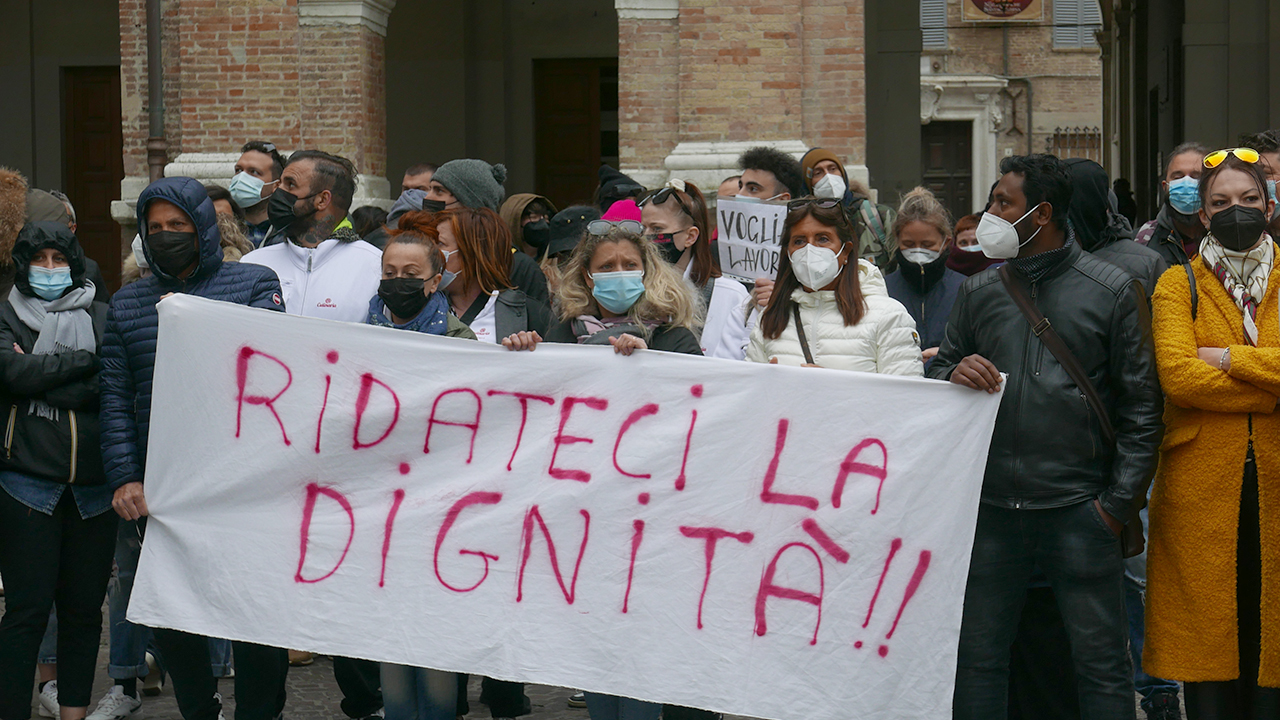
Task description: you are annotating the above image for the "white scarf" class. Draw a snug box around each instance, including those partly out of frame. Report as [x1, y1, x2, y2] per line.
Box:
[8, 282, 97, 420]
[1200, 236, 1274, 346]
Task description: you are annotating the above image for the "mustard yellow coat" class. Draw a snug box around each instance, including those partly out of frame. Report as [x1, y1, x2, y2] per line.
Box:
[1145, 246, 1280, 684]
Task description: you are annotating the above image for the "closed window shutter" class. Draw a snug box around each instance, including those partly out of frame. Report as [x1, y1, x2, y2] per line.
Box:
[921, 0, 947, 50]
[1054, 0, 1101, 48]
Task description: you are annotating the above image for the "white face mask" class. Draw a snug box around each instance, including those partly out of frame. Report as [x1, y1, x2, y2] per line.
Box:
[813, 173, 847, 200]
[131, 234, 150, 270]
[900, 247, 941, 266]
[790, 243, 845, 290]
[975, 204, 1044, 259]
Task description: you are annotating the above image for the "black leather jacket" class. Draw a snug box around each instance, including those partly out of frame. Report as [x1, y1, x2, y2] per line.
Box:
[927, 242, 1164, 519]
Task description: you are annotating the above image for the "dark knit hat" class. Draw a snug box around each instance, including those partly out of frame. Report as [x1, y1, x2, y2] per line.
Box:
[545, 205, 602, 259]
[432, 159, 507, 211]
[595, 165, 645, 212]
[25, 189, 72, 225]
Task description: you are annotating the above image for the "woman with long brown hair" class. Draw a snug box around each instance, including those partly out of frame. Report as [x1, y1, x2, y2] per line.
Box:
[432, 206, 550, 343]
[746, 198, 922, 375]
[639, 179, 752, 359]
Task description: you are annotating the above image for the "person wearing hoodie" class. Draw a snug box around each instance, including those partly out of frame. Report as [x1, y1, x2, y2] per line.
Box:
[499, 193, 557, 257]
[639, 179, 752, 360]
[0, 222, 113, 720]
[1135, 142, 1211, 267]
[1066, 158, 1169, 303]
[594, 165, 645, 213]
[801, 147, 898, 271]
[241, 150, 383, 323]
[99, 176, 286, 720]
[428, 159, 548, 306]
[746, 198, 922, 375]
[884, 188, 965, 367]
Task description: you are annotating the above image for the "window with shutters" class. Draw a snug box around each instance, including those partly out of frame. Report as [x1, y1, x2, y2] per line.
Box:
[1053, 0, 1102, 49]
[921, 0, 947, 50]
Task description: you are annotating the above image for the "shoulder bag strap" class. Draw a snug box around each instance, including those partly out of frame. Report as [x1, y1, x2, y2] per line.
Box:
[858, 199, 887, 243]
[791, 303, 816, 365]
[998, 266, 1116, 446]
[1183, 262, 1198, 320]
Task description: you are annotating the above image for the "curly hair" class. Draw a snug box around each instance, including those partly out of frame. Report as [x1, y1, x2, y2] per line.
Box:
[738, 146, 805, 198]
[556, 227, 703, 333]
[998, 154, 1074, 231]
[892, 187, 953, 244]
[760, 200, 865, 339]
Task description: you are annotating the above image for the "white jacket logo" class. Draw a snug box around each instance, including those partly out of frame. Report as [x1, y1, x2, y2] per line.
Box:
[316, 297, 338, 308]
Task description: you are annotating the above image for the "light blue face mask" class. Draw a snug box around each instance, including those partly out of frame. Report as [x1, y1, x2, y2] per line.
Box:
[590, 270, 645, 314]
[1268, 180, 1279, 223]
[229, 171, 274, 209]
[1167, 176, 1201, 215]
[28, 266, 73, 301]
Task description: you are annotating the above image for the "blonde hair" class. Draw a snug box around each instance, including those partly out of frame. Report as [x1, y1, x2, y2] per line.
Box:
[892, 186, 953, 243]
[556, 227, 704, 333]
[216, 214, 255, 262]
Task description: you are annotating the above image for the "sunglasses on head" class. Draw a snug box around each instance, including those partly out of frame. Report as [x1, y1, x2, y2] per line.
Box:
[639, 187, 694, 220]
[587, 219, 643, 236]
[1203, 147, 1261, 169]
[786, 197, 843, 211]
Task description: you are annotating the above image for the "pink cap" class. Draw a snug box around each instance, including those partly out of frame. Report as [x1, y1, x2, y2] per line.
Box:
[602, 199, 642, 223]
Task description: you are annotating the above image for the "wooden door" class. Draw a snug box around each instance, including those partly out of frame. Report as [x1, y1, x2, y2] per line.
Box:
[533, 58, 617, 209]
[63, 66, 124, 291]
[920, 120, 973, 223]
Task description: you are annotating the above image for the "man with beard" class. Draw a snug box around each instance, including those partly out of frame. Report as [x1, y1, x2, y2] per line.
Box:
[241, 150, 382, 323]
[1135, 142, 1211, 266]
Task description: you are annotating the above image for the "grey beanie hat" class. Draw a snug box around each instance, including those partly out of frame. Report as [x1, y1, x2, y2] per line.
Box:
[433, 159, 508, 211]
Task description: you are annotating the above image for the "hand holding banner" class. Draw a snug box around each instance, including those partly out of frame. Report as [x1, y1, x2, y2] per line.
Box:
[129, 295, 1002, 720]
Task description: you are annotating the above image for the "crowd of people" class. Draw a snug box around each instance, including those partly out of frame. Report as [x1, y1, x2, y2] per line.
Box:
[0, 125, 1278, 720]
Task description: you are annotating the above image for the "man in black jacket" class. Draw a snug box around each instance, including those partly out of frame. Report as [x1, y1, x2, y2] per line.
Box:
[928, 154, 1164, 719]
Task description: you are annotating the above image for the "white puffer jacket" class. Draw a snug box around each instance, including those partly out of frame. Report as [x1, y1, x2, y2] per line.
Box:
[745, 259, 923, 376]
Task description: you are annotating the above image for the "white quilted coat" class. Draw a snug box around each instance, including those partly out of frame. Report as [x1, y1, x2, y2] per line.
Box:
[746, 259, 924, 376]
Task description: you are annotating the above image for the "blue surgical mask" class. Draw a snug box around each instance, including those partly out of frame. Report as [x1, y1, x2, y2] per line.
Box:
[1269, 180, 1280, 223]
[229, 171, 274, 209]
[1167, 176, 1201, 215]
[438, 269, 457, 291]
[590, 270, 645, 314]
[28, 266, 73, 301]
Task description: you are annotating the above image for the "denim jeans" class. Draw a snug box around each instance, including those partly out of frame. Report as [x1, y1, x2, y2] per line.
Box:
[107, 518, 152, 680]
[380, 665, 456, 720]
[953, 500, 1134, 720]
[583, 694, 661, 720]
[38, 610, 56, 664]
[210, 637, 233, 678]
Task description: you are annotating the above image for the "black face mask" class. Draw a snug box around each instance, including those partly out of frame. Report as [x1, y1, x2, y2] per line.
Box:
[268, 189, 319, 237]
[145, 231, 201, 279]
[522, 220, 551, 249]
[421, 198, 447, 214]
[1209, 204, 1269, 252]
[378, 277, 430, 320]
[656, 239, 685, 265]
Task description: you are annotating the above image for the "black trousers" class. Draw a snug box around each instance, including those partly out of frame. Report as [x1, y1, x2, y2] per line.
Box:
[456, 675, 530, 718]
[151, 629, 288, 720]
[0, 490, 117, 720]
[1184, 454, 1280, 720]
[334, 656, 383, 718]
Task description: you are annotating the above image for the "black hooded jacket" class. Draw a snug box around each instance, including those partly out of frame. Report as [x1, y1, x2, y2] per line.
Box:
[1065, 158, 1169, 302]
[0, 222, 108, 485]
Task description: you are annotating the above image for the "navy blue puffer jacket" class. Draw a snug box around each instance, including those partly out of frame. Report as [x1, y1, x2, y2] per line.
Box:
[100, 177, 283, 490]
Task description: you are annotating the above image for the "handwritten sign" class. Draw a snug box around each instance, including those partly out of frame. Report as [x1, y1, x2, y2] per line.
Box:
[716, 196, 789, 282]
[130, 295, 1002, 720]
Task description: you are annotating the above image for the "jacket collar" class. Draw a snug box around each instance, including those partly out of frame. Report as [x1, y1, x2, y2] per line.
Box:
[282, 237, 344, 271]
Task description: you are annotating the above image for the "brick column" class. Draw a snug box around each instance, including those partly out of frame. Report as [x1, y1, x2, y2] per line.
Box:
[617, 0, 680, 188]
[113, 0, 396, 228]
[802, 0, 866, 169]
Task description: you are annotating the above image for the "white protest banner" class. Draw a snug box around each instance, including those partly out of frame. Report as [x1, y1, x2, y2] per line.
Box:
[130, 295, 1003, 720]
[715, 196, 788, 282]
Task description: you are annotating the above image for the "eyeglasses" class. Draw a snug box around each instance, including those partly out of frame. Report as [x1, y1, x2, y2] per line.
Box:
[1203, 147, 1261, 169]
[587, 219, 643, 236]
[638, 187, 694, 220]
[786, 197, 843, 211]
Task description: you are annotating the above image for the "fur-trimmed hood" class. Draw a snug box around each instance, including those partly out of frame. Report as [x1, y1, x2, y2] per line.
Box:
[0, 167, 29, 267]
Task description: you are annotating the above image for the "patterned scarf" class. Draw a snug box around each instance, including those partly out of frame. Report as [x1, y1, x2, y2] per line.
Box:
[1200, 235, 1274, 346]
[366, 290, 452, 336]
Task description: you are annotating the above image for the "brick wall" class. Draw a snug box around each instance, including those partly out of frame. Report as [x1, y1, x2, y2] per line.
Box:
[618, 15, 680, 173]
[119, 0, 387, 179]
[802, 0, 866, 165]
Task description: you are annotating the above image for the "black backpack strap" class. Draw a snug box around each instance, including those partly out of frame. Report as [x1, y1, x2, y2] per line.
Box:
[1183, 262, 1198, 320]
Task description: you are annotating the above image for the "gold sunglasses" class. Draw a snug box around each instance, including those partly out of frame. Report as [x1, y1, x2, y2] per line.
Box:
[1203, 147, 1261, 169]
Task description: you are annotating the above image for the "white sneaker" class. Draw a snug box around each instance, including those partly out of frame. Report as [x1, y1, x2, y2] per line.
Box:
[86, 686, 142, 720]
[37, 680, 58, 718]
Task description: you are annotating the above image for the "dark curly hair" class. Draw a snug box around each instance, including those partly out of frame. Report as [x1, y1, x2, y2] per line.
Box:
[738, 146, 805, 198]
[998, 154, 1074, 232]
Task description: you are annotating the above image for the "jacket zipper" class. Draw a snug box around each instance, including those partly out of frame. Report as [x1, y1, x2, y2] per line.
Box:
[68, 409, 78, 484]
[1011, 284, 1037, 508]
[3, 406, 15, 459]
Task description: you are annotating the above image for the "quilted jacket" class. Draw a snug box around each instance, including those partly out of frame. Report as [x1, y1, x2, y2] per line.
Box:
[100, 177, 283, 490]
[745, 259, 924, 376]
